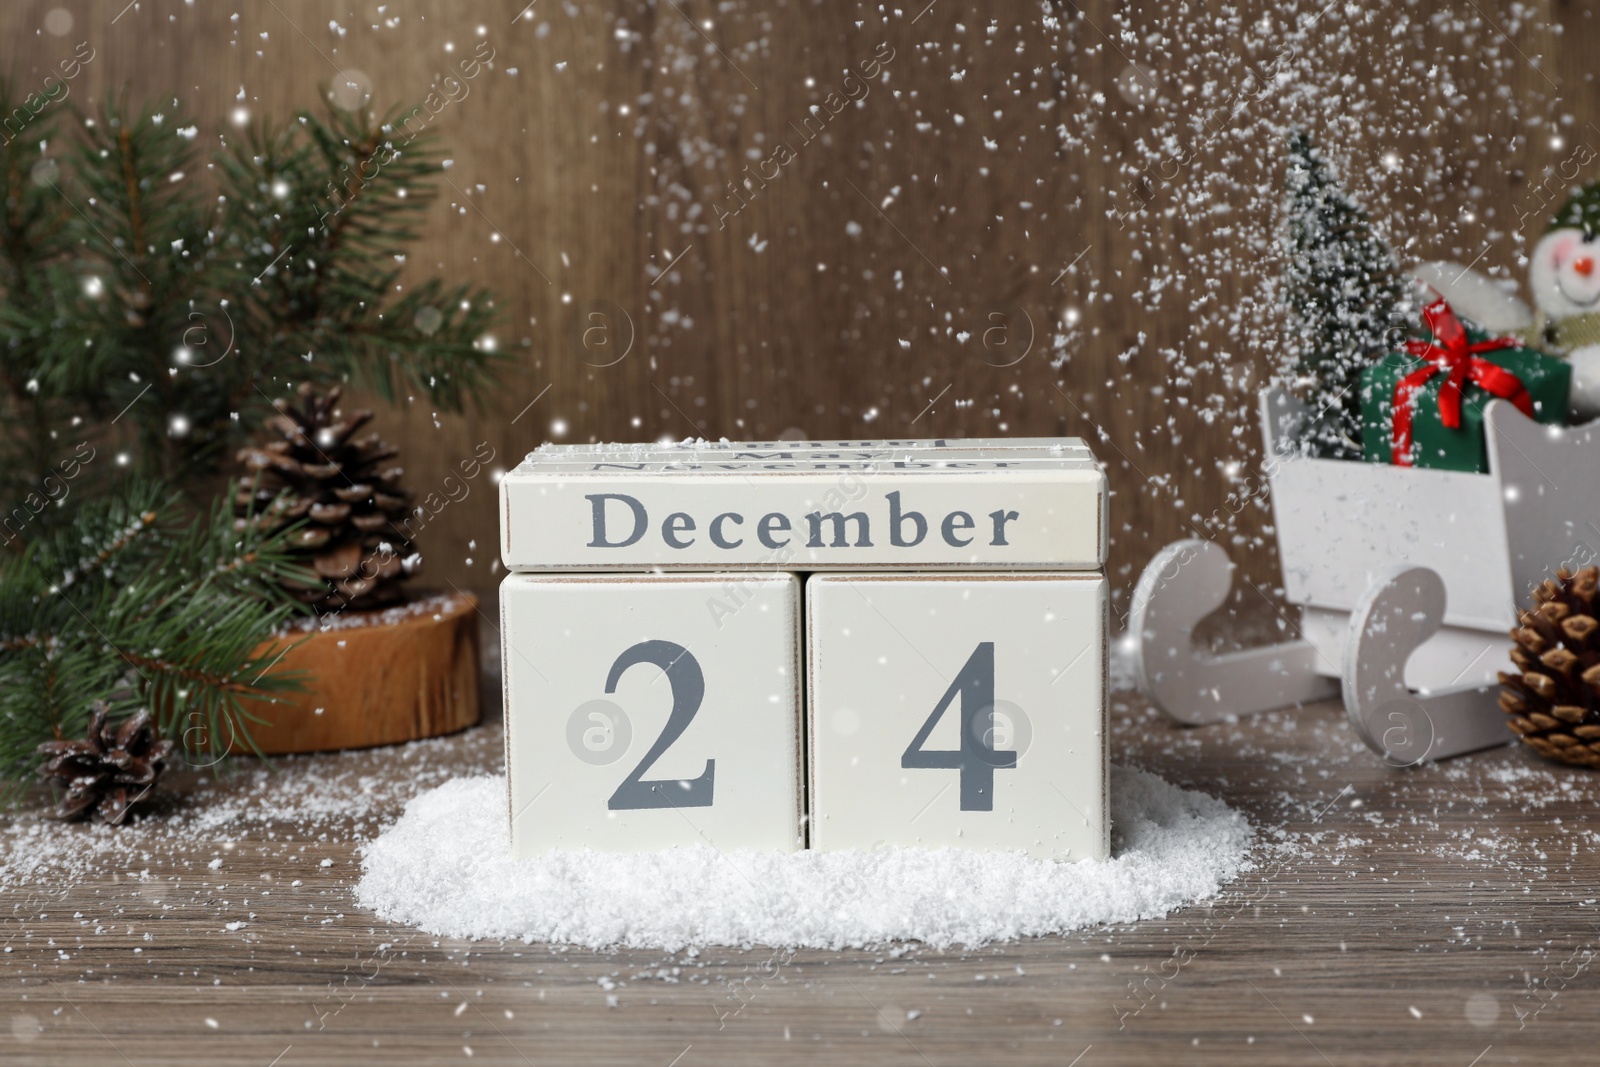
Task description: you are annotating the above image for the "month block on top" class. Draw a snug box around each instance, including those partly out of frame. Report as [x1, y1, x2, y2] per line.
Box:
[499, 438, 1106, 572]
[501, 572, 803, 856]
[805, 572, 1107, 860]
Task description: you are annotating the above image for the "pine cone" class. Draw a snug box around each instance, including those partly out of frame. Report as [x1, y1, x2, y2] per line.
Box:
[36, 703, 175, 824]
[1500, 565, 1600, 769]
[236, 383, 419, 611]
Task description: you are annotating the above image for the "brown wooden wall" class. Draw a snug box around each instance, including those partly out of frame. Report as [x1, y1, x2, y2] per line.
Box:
[0, 0, 1590, 624]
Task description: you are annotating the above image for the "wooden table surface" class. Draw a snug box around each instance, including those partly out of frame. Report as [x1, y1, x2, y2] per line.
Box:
[5, 667, 1599, 1065]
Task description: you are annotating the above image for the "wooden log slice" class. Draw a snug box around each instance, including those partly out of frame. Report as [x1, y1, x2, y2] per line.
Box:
[233, 592, 482, 754]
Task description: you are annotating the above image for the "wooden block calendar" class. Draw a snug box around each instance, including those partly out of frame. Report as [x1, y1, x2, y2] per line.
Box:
[499, 438, 1108, 860]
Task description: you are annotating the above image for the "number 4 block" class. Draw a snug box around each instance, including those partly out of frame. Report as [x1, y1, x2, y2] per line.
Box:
[501, 572, 804, 857]
[805, 573, 1107, 860]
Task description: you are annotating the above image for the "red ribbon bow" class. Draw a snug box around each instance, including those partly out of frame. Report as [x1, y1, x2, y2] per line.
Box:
[1389, 299, 1533, 466]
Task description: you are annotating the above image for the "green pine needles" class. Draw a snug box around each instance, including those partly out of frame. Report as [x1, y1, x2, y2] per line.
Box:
[0, 84, 501, 496]
[0, 481, 313, 796]
[1280, 131, 1407, 458]
[0, 81, 503, 802]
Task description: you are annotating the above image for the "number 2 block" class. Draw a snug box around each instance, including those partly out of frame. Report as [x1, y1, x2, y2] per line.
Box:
[501, 573, 804, 856]
[805, 573, 1107, 860]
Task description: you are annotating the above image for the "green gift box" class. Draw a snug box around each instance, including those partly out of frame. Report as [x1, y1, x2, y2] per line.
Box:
[1360, 300, 1569, 473]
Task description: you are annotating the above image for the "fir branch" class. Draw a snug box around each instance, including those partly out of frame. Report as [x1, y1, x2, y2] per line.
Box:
[0, 89, 503, 495]
[51, 505, 159, 595]
[219, 100, 504, 414]
[0, 481, 311, 790]
[116, 123, 151, 303]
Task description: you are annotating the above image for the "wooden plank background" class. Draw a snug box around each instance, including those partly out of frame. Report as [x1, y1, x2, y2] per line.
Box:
[0, 0, 1587, 623]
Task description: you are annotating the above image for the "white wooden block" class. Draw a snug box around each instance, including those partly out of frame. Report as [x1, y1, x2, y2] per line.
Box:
[501, 572, 803, 856]
[660, 437, 1094, 457]
[500, 438, 1106, 572]
[804, 572, 1107, 860]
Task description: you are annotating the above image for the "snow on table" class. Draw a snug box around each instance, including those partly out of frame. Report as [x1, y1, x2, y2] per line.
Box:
[355, 766, 1254, 951]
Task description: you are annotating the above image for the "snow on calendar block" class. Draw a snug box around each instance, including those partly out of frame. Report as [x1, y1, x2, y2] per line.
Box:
[499, 438, 1105, 572]
[804, 572, 1108, 860]
[501, 572, 803, 856]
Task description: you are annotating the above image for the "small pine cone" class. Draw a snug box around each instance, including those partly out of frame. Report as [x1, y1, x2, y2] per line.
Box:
[1501, 565, 1600, 769]
[235, 382, 420, 612]
[35, 702, 175, 824]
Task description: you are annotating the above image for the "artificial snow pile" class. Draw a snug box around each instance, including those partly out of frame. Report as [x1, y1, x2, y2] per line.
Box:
[355, 765, 1253, 951]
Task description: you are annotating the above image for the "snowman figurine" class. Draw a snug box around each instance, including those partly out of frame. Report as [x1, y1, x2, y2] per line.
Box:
[1531, 188, 1600, 422]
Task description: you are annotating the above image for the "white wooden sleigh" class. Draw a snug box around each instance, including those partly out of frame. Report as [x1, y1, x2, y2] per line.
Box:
[1131, 387, 1600, 765]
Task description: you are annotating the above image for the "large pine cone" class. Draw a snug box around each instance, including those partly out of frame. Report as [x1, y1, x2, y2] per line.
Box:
[236, 383, 419, 611]
[36, 703, 175, 824]
[1500, 565, 1600, 769]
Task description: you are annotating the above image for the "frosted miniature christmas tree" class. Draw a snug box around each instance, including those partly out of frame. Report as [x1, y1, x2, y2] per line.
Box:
[1280, 131, 1407, 459]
